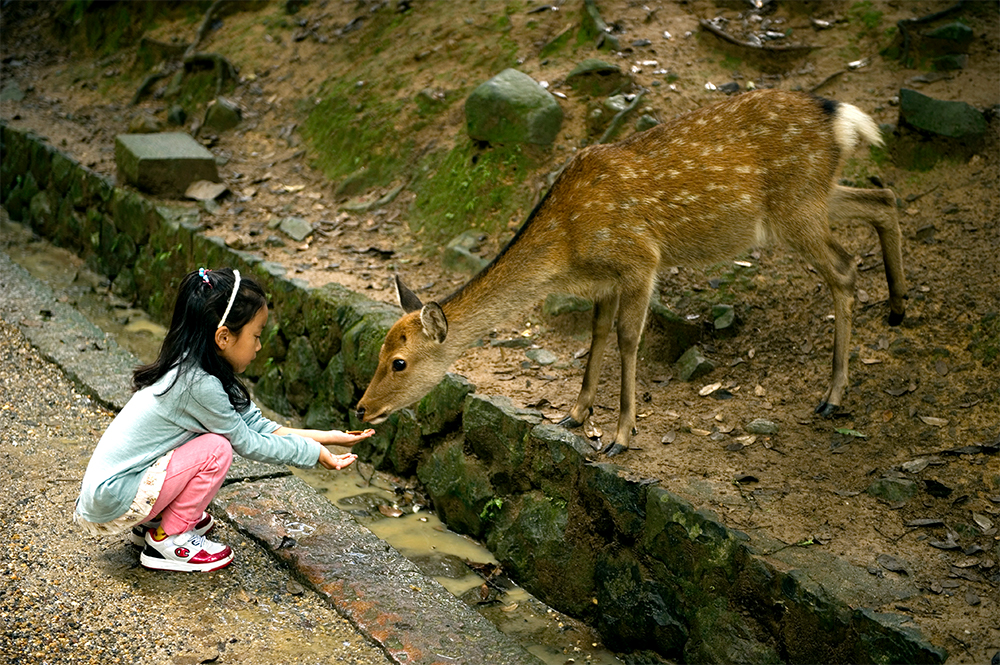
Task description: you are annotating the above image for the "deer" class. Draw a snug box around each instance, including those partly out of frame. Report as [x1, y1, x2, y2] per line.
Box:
[356, 89, 908, 456]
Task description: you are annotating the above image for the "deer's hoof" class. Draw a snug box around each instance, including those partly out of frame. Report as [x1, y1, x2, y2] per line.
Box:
[558, 415, 583, 429]
[602, 442, 628, 457]
[814, 401, 838, 418]
[888, 310, 905, 326]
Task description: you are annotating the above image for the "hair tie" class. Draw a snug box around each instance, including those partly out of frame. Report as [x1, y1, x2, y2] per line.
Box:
[217, 269, 241, 330]
[198, 267, 212, 286]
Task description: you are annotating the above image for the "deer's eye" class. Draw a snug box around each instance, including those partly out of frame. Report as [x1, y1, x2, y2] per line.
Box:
[392, 359, 407, 372]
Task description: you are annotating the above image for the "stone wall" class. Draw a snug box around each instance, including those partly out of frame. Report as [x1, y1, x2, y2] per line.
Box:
[0, 123, 946, 664]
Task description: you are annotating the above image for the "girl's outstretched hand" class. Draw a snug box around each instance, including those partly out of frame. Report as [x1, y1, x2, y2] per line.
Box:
[318, 447, 358, 470]
[321, 428, 376, 447]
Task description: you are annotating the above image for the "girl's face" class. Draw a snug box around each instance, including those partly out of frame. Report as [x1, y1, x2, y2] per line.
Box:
[217, 307, 268, 374]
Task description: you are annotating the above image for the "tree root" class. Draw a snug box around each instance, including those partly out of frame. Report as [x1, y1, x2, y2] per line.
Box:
[131, 0, 239, 106]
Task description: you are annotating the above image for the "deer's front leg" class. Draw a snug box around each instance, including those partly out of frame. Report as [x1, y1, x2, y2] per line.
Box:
[604, 290, 650, 457]
[560, 294, 618, 429]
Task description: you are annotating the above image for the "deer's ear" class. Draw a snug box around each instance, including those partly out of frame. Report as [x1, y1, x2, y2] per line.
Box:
[420, 303, 448, 343]
[395, 275, 423, 313]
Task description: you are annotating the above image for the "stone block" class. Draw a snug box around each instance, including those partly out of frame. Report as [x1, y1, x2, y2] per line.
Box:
[115, 132, 220, 197]
[416, 372, 475, 436]
[463, 393, 542, 492]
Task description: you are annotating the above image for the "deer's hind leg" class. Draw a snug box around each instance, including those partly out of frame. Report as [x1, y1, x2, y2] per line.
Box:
[784, 211, 858, 417]
[560, 292, 619, 430]
[829, 185, 908, 324]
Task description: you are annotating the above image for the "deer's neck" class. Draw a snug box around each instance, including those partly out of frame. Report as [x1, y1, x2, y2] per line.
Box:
[440, 233, 557, 349]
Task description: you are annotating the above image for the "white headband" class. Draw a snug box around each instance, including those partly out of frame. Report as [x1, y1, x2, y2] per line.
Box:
[217, 269, 241, 329]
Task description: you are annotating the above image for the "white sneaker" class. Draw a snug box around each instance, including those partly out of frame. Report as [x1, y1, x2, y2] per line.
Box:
[140, 528, 233, 572]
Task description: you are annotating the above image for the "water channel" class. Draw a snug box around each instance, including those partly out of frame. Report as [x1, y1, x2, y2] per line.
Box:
[2, 220, 623, 665]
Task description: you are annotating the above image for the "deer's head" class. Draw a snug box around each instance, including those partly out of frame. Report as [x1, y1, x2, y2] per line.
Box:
[355, 276, 452, 424]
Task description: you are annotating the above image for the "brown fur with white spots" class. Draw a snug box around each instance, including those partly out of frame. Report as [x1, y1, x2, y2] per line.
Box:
[357, 89, 908, 455]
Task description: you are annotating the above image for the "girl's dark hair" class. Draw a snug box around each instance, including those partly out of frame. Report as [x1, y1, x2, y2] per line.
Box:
[133, 267, 267, 411]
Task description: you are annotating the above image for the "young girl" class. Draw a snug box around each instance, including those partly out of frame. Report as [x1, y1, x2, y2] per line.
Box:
[74, 267, 374, 572]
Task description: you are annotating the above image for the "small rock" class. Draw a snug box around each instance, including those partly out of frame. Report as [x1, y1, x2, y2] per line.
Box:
[128, 112, 163, 134]
[745, 418, 779, 435]
[203, 96, 242, 133]
[185, 180, 228, 201]
[279, 216, 314, 242]
[635, 114, 659, 132]
[867, 477, 918, 503]
[675, 345, 715, 381]
[443, 230, 489, 274]
[525, 348, 558, 365]
[712, 303, 736, 330]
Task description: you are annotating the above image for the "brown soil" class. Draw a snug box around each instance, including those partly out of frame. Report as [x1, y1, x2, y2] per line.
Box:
[2, 2, 998, 662]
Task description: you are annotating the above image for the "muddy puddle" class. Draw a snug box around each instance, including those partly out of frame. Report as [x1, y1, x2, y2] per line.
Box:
[1, 220, 622, 665]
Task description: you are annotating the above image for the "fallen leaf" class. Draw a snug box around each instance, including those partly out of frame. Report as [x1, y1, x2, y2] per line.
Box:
[973, 513, 993, 532]
[835, 428, 868, 438]
[699, 382, 722, 396]
[919, 416, 948, 427]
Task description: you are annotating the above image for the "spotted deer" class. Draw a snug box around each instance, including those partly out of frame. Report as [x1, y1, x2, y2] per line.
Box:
[356, 89, 908, 455]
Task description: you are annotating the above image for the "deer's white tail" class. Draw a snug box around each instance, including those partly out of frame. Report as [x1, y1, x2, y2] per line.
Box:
[833, 102, 883, 151]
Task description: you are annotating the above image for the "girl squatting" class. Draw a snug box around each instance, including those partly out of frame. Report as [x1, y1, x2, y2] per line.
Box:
[74, 267, 373, 572]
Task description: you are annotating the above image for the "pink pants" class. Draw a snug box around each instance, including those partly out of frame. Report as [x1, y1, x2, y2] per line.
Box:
[146, 433, 233, 535]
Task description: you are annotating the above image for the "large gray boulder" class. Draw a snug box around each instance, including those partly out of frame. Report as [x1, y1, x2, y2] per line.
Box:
[465, 69, 563, 145]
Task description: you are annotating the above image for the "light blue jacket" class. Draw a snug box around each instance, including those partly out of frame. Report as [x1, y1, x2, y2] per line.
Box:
[76, 363, 320, 523]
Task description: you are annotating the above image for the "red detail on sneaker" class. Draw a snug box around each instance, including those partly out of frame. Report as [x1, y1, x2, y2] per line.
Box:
[175, 547, 191, 558]
[189, 545, 232, 564]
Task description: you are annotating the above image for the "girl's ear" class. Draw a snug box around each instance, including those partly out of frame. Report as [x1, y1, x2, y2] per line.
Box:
[214, 326, 231, 350]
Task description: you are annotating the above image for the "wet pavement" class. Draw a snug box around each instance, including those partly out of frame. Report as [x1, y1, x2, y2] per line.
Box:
[0, 246, 542, 665]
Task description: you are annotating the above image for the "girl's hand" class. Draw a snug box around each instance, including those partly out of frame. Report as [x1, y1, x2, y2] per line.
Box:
[318, 446, 358, 470]
[321, 428, 376, 447]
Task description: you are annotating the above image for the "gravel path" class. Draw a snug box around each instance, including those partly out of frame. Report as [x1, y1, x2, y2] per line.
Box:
[0, 319, 392, 665]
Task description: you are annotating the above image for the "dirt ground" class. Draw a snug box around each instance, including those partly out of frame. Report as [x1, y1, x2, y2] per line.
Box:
[2, 1, 998, 662]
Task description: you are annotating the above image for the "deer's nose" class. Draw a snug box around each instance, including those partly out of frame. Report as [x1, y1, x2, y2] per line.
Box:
[355, 406, 366, 421]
